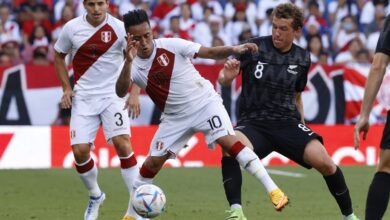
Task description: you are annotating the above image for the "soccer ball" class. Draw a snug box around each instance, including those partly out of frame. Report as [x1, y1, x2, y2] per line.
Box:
[131, 184, 166, 218]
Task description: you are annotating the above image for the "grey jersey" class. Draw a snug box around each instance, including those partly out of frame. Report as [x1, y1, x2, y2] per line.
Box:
[237, 36, 311, 121]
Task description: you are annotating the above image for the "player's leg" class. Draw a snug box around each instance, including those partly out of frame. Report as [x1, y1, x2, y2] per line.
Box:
[365, 149, 390, 220]
[101, 99, 139, 194]
[303, 139, 359, 220]
[70, 100, 104, 220]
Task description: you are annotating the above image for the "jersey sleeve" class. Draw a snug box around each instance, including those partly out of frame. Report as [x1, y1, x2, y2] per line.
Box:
[295, 58, 310, 92]
[54, 23, 72, 54]
[171, 38, 201, 59]
[376, 15, 390, 56]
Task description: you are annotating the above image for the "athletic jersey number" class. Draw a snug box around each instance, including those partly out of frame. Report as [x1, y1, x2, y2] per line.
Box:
[207, 116, 222, 130]
[254, 61, 265, 79]
[298, 123, 314, 136]
[115, 112, 123, 126]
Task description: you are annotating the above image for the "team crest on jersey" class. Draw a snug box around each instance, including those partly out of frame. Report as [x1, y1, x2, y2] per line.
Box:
[155, 141, 164, 151]
[287, 65, 298, 75]
[101, 31, 112, 43]
[157, 53, 170, 66]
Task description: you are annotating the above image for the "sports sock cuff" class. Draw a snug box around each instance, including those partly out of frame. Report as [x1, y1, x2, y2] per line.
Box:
[228, 141, 245, 158]
[75, 158, 94, 174]
[140, 164, 157, 178]
[120, 153, 137, 169]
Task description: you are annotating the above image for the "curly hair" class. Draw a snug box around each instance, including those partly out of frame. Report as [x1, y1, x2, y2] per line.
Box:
[272, 3, 304, 30]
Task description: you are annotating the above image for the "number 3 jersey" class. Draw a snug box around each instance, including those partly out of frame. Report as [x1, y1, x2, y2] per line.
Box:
[130, 38, 220, 115]
[237, 36, 311, 121]
[54, 14, 126, 99]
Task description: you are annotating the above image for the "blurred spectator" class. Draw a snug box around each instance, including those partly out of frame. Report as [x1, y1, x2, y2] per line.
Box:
[304, 15, 330, 49]
[0, 4, 22, 44]
[0, 51, 11, 66]
[225, 5, 254, 44]
[328, 0, 359, 35]
[318, 50, 332, 65]
[238, 23, 253, 42]
[192, 7, 214, 46]
[152, 0, 180, 33]
[360, 0, 389, 30]
[21, 3, 52, 44]
[117, 0, 144, 17]
[355, 48, 372, 65]
[307, 34, 332, 64]
[363, 4, 387, 35]
[191, 0, 223, 21]
[367, 13, 386, 55]
[179, 3, 195, 33]
[224, 0, 257, 33]
[52, 5, 74, 42]
[22, 24, 52, 63]
[1, 38, 22, 65]
[258, 8, 273, 37]
[333, 15, 366, 52]
[31, 45, 50, 65]
[334, 37, 364, 64]
[256, 0, 289, 26]
[304, 0, 329, 34]
[163, 15, 192, 40]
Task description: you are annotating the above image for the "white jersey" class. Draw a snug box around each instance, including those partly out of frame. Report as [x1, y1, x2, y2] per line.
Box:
[130, 38, 219, 115]
[54, 13, 126, 99]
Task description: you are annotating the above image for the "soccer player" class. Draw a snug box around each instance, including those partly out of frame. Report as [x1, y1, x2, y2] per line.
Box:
[116, 9, 288, 220]
[54, 0, 141, 219]
[218, 3, 360, 220]
[354, 14, 390, 220]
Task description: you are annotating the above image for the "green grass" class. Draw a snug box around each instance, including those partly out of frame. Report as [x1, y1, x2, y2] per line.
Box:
[0, 166, 375, 220]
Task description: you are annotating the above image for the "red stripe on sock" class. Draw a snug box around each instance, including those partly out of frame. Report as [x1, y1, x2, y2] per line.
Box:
[120, 154, 137, 169]
[75, 158, 94, 174]
[140, 164, 157, 178]
[228, 141, 245, 158]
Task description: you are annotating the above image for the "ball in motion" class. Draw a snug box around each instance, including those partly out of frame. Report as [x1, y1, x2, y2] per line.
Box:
[131, 184, 166, 218]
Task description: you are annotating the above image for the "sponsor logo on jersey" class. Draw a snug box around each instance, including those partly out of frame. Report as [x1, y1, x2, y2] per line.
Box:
[287, 65, 298, 74]
[156, 141, 164, 151]
[101, 31, 112, 43]
[157, 53, 170, 66]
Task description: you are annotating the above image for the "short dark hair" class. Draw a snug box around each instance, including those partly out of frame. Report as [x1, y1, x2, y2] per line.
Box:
[272, 3, 304, 30]
[122, 9, 150, 31]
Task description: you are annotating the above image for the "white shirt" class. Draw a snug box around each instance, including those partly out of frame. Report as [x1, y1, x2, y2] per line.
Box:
[130, 38, 218, 115]
[54, 13, 126, 99]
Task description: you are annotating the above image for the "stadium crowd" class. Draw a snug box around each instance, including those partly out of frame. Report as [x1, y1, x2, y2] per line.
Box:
[0, 0, 388, 67]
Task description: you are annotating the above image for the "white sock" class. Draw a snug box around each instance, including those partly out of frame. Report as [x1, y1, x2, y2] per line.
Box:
[77, 159, 101, 197]
[231, 204, 242, 210]
[235, 147, 278, 193]
[120, 154, 139, 193]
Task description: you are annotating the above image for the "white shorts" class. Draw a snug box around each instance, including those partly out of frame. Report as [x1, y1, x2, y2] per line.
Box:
[70, 96, 130, 146]
[149, 97, 235, 158]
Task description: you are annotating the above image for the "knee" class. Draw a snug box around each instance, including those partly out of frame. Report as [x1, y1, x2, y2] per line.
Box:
[314, 160, 337, 176]
[72, 145, 91, 163]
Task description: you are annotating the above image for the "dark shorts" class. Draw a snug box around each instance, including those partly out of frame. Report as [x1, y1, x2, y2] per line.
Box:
[235, 120, 323, 169]
[380, 111, 390, 149]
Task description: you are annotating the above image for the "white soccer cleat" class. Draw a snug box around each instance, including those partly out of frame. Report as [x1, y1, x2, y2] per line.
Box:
[84, 192, 106, 220]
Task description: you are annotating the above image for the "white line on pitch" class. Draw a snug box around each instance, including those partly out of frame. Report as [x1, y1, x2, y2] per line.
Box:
[266, 169, 306, 178]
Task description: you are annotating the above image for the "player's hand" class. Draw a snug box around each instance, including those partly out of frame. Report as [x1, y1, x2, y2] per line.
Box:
[353, 116, 370, 149]
[61, 89, 73, 109]
[125, 33, 139, 63]
[124, 93, 141, 119]
[223, 59, 240, 80]
[233, 43, 258, 55]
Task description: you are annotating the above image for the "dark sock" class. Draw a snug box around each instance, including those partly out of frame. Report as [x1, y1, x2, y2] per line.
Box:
[365, 172, 390, 220]
[222, 156, 242, 206]
[323, 166, 353, 216]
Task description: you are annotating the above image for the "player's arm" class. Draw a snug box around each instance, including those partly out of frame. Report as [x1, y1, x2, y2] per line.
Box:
[125, 84, 141, 119]
[116, 33, 139, 98]
[54, 51, 73, 109]
[295, 92, 305, 124]
[354, 52, 389, 147]
[218, 59, 241, 86]
[197, 43, 258, 60]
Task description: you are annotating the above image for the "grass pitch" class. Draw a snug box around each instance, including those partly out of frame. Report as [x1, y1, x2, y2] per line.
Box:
[0, 166, 375, 220]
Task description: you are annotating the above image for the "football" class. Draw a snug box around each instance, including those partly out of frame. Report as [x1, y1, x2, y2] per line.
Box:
[131, 184, 166, 218]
